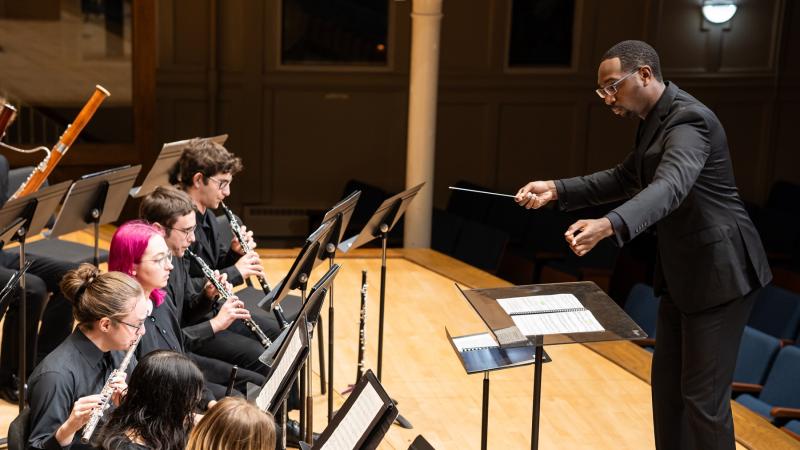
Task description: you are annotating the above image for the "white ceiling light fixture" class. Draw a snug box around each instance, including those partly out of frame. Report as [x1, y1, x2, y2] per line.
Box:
[702, 1, 738, 24]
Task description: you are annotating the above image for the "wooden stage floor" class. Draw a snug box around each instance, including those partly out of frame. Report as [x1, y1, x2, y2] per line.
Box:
[1, 227, 797, 449]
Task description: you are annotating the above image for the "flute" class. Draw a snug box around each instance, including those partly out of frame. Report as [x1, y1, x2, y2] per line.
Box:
[220, 202, 289, 329]
[81, 334, 141, 443]
[355, 270, 367, 382]
[186, 248, 272, 348]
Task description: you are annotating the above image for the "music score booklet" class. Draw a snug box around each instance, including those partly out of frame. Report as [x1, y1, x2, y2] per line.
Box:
[497, 293, 605, 336]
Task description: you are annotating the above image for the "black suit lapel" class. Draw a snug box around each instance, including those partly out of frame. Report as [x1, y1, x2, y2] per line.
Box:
[635, 82, 679, 181]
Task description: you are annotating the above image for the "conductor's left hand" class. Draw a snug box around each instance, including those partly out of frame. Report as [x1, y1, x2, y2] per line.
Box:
[564, 218, 614, 256]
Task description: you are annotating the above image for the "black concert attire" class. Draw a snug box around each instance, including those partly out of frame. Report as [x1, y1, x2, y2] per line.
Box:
[27, 328, 136, 450]
[164, 254, 268, 377]
[101, 440, 148, 450]
[0, 155, 78, 398]
[187, 208, 300, 340]
[553, 82, 771, 449]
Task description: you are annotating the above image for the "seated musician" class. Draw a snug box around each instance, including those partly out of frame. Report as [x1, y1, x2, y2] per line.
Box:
[27, 265, 148, 450]
[95, 350, 204, 450]
[168, 138, 299, 340]
[187, 397, 276, 450]
[0, 154, 79, 402]
[107, 219, 266, 398]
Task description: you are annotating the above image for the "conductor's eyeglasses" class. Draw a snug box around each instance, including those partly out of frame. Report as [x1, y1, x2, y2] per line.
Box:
[595, 68, 640, 98]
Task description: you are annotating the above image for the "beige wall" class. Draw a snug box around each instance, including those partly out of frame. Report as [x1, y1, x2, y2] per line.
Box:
[154, 0, 796, 213]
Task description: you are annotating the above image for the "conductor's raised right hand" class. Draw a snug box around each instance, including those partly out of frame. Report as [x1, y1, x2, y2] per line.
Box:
[515, 180, 558, 209]
[210, 295, 251, 333]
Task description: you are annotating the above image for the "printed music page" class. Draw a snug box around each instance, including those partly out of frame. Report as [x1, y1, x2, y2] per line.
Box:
[452, 333, 498, 352]
[256, 327, 303, 411]
[319, 383, 384, 450]
[511, 309, 605, 336]
[497, 293, 584, 315]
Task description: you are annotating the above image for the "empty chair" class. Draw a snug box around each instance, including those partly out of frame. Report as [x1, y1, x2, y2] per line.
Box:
[783, 420, 800, 441]
[452, 219, 509, 273]
[484, 197, 532, 245]
[736, 345, 800, 423]
[623, 283, 660, 347]
[732, 326, 781, 396]
[431, 208, 463, 255]
[539, 237, 620, 292]
[747, 285, 800, 342]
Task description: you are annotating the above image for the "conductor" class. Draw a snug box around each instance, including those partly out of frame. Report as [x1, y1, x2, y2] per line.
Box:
[515, 40, 771, 450]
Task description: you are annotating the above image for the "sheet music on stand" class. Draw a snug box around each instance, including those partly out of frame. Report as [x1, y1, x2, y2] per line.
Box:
[497, 293, 605, 336]
[129, 134, 228, 198]
[312, 370, 397, 450]
[255, 315, 309, 414]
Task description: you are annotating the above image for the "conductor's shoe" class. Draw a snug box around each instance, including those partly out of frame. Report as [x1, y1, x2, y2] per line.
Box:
[285, 420, 320, 448]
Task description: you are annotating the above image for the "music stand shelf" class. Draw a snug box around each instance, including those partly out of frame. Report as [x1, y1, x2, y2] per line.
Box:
[457, 281, 645, 450]
[446, 328, 550, 450]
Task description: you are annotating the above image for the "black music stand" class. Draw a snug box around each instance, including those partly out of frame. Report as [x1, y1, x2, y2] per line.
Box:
[446, 327, 550, 450]
[129, 134, 228, 198]
[258, 220, 335, 440]
[337, 183, 424, 382]
[298, 370, 398, 450]
[317, 190, 361, 422]
[35, 165, 141, 266]
[0, 180, 72, 411]
[250, 315, 310, 450]
[457, 281, 646, 450]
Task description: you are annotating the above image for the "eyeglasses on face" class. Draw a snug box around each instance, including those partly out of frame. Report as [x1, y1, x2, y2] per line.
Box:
[142, 251, 174, 268]
[168, 225, 196, 241]
[206, 176, 231, 191]
[595, 68, 641, 98]
[115, 318, 144, 334]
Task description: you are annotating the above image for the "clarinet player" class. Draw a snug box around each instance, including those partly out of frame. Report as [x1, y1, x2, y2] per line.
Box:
[27, 265, 148, 450]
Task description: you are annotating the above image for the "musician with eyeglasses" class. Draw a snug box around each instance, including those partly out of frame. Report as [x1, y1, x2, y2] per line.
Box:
[168, 138, 295, 341]
[515, 40, 771, 450]
[133, 190, 269, 393]
[27, 265, 148, 450]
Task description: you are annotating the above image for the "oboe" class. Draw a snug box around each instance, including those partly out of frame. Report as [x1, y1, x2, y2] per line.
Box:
[186, 248, 272, 348]
[356, 270, 367, 382]
[81, 334, 141, 443]
[220, 202, 289, 329]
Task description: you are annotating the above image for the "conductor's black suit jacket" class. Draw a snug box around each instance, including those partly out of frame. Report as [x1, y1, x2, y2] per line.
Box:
[555, 82, 771, 313]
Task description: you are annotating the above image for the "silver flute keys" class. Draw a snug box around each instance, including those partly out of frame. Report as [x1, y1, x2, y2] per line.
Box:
[186, 248, 272, 348]
[81, 334, 141, 443]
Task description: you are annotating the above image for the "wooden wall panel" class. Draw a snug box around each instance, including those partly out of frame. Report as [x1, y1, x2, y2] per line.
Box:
[270, 90, 407, 206]
[772, 101, 800, 185]
[584, 103, 637, 174]
[433, 103, 494, 208]
[440, 0, 493, 73]
[656, 0, 708, 73]
[496, 104, 577, 192]
[719, 0, 781, 72]
[218, 0, 246, 72]
[173, 0, 209, 66]
[713, 101, 771, 202]
[590, 0, 650, 67]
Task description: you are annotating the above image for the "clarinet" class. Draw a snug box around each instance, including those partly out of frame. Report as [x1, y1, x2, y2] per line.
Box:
[356, 270, 367, 382]
[220, 202, 290, 329]
[186, 249, 272, 348]
[81, 335, 141, 443]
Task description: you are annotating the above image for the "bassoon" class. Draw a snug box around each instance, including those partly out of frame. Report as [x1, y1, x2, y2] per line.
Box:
[0, 103, 17, 140]
[10, 85, 110, 200]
